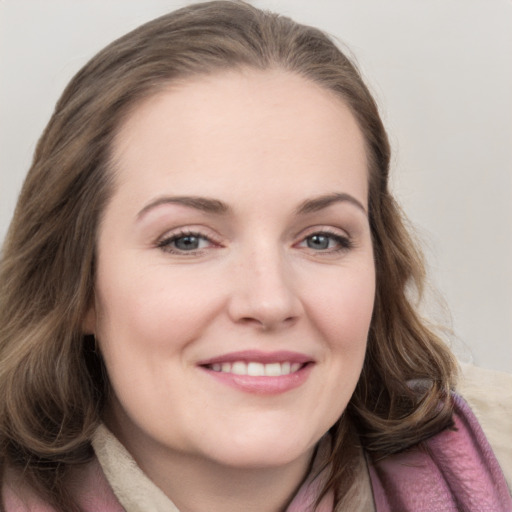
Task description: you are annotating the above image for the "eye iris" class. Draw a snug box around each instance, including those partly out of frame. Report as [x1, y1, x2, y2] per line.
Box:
[175, 235, 200, 250]
[307, 234, 330, 250]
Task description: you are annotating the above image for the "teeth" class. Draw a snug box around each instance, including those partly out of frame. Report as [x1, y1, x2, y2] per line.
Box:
[264, 362, 281, 376]
[231, 362, 246, 375]
[208, 361, 304, 376]
[247, 362, 265, 376]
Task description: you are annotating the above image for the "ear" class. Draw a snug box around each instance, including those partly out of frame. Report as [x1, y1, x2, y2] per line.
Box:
[82, 301, 97, 335]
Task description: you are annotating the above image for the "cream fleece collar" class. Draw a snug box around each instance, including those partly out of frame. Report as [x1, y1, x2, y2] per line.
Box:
[91, 424, 375, 512]
[92, 424, 178, 512]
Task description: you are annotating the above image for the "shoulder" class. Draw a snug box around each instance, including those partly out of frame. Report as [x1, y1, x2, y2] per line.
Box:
[2, 465, 56, 512]
[368, 370, 512, 511]
[2, 457, 124, 512]
[455, 362, 512, 488]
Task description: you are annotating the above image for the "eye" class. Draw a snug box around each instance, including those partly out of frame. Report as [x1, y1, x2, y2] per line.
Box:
[298, 231, 352, 252]
[157, 231, 214, 254]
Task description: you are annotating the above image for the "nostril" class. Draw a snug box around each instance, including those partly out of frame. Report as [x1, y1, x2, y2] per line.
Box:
[237, 314, 298, 330]
[239, 316, 264, 325]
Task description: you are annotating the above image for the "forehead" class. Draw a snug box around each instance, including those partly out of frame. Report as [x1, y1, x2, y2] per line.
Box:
[110, 68, 368, 204]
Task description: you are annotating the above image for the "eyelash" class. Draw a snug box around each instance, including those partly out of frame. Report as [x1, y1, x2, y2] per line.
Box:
[156, 228, 353, 255]
[298, 229, 353, 254]
[157, 230, 219, 255]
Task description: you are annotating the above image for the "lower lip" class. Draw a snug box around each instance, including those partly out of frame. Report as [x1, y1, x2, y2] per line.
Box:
[200, 364, 313, 395]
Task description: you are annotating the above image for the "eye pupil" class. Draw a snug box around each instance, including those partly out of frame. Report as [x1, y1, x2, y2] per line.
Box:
[175, 235, 199, 250]
[307, 234, 329, 250]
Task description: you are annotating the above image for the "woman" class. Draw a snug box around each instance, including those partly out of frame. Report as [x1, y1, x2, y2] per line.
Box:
[0, 2, 510, 511]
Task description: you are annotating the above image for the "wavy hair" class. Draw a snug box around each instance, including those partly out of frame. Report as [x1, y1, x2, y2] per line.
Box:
[0, 1, 456, 509]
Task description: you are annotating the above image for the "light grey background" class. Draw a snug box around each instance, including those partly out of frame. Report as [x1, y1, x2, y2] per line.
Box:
[1, 0, 511, 372]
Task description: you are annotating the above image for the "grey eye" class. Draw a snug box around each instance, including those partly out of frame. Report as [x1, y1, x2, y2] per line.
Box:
[306, 234, 331, 250]
[173, 235, 201, 250]
[300, 232, 352, 252]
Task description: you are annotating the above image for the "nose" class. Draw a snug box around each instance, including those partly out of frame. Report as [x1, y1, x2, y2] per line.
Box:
[227, 246, 303, 330]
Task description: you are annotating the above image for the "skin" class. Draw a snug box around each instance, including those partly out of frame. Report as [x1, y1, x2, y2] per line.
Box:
[84, 68, 376, 512]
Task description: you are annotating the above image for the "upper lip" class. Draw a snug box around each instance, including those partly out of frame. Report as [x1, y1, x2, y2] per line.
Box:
[197, 350, 314, 366]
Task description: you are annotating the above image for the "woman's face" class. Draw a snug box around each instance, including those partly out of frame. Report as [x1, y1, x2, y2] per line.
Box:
[86, 69, 375, 473]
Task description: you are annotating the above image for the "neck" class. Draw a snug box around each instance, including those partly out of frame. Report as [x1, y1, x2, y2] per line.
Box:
[148, 451, 314, 512]
[103, 410, 316, 512]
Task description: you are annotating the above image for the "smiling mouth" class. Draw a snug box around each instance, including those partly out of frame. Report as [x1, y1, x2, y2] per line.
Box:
[205, 361, 305, 377]
[197, 351, 314, 393]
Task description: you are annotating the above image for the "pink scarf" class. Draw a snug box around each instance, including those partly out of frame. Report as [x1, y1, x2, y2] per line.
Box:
[287, 394, 512, 511]
[4, 395, 511, 511]
[369, 394, 512, 511]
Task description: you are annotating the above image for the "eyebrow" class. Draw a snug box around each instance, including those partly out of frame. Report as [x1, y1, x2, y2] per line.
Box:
[295, 193, 367, 217]
[137, 192, 367, 220]
[137, 196, 230, 219]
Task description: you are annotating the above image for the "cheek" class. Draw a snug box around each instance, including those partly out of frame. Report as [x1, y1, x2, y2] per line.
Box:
[94, 262, 227, 357]
[298, 265, 375, 434]
[308, 264, 376, 349]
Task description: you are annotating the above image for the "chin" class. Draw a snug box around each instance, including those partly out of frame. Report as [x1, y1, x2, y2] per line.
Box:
[208, 449, 310, 470]
[198, 429, 318, 470]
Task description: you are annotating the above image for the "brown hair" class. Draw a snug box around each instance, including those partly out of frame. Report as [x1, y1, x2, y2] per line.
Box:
[0, 1, 456, 509]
